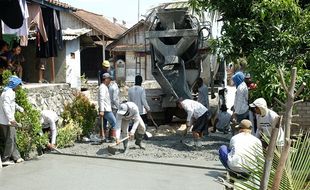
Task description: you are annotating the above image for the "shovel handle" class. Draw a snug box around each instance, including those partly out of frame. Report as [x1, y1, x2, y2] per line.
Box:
[99, 116, 104, 138]
[109, 136, 130, 147]
[148, 113, 159, 129]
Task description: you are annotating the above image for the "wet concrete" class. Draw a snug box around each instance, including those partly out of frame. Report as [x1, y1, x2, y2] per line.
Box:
[0, 154, 224, 190]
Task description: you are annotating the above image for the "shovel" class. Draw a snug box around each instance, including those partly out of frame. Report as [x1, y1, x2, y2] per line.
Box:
[51, 147, 63, 154]
[107, 136, 130, 155]
[148, 113, 159, 130]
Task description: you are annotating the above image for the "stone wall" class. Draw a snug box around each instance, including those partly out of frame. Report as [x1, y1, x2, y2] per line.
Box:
[24, 84, 77, 116]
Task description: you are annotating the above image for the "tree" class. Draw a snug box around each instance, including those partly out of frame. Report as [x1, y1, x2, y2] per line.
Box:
[189, 0, 310, 105]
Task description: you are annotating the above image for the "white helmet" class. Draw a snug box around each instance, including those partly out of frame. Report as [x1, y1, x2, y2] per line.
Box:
[117, 103, 129, 116]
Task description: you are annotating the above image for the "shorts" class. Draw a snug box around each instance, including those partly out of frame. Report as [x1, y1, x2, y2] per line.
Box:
[37, 59, 46, 70]
[192, 111, 209, 133]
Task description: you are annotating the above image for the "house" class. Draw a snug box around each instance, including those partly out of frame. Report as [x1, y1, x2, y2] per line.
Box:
[9, 1, 126, 89]
[63, 9, 126, 79]
[106, 20, 154, 82]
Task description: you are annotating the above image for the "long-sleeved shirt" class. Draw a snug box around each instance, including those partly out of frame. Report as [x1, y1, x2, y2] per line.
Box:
[108, 81, 119, 110]
[228, 132, 263, 173]
[41, 110, 58, 144]
[0, 88, 23, 125]
[181, 99, 208, 125]
[98, 83, 112, 112]
[115, 102, 143, 138]
[128, 85, 150, 115]
[233, 82, 248, 115]
[198, 84, 209, 108]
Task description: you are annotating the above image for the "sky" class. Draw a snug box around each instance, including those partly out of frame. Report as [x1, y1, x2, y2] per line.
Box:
[61, 0, 182, 27]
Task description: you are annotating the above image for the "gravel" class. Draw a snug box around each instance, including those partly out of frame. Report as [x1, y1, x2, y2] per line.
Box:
[61, 123, 231, 166]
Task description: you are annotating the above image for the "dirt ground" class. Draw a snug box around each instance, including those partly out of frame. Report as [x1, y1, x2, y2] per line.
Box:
[61, 123, 231, 164]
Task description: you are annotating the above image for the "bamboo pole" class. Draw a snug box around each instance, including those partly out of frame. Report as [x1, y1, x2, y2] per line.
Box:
[260, 116, 281, 190]
[271, 138, 292, 190]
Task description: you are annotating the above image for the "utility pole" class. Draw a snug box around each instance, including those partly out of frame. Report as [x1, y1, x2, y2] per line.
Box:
[138, 0, 140, 22]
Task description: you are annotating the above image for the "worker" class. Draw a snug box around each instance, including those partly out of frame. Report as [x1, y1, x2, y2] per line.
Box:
[196, 77, 209, 109]
[98, 72, 116, 142]
[231, 71, 249, 123]
[128, 75, 150, 125]
[212, 104, 232, 134]
[177, 98, 209, 147]
[40, 110, 59, 149]
[244, 73, 257, 90]
[98, 60, 110, 85]
[0, 76, 24, 165]
[109, 75, 119, 116]
[249, 98, 284, 147]
[115, 102, 146, 153]
[219, 119, 263, 175]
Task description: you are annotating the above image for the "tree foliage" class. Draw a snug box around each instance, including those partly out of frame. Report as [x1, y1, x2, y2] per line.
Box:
[189, 0, 310, 105]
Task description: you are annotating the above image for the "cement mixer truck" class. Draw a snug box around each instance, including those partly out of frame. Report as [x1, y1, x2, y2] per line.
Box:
[145, 3, 226, 123]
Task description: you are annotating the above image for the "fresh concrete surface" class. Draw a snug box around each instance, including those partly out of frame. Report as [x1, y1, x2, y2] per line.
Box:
[0, 154, 224, 190]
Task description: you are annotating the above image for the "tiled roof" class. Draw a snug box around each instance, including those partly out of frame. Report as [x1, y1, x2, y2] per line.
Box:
[45, 0, 72, 9]
[72, 9, 126, 40]
[29, 0, 76, 11]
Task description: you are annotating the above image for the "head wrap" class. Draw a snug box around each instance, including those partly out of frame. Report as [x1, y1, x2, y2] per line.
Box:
[232, 72, 245, 87]
[250, 98, 268, 116]
[4, 76, 22, 91]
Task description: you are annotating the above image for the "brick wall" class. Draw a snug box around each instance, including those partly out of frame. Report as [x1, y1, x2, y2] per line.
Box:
[291, 101, 310, 134]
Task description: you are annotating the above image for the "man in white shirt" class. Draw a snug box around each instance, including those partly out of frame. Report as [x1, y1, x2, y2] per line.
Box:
[115, 102, 146, 153]
[177, 99, 209, 146]
[98, 73, 116, 142]
[219, 119, 263, 174]
[0, 76, 24, 165]
[128, 75, 150, 125]
[108, 77, 119, 116]
[232, 72, 249, 123]
[40, 110, 58, 149]
[250, 98, 284, 147]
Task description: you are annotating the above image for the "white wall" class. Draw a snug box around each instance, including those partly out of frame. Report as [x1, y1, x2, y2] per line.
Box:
[65, 39, 81, 89]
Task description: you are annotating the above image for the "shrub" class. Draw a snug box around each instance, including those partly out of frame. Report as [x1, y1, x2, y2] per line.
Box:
[56, 120, 82, 148]
[1, 70, 49, 158]
[61, 92, 97, 137]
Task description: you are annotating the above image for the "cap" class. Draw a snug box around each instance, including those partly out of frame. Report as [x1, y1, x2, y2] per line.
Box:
[235, 119, 252, 129]
[249, 98, 267, 108]
[102, 73, 112, 80]
[117, 103, 129, 115]
[102, 60, 110, 68]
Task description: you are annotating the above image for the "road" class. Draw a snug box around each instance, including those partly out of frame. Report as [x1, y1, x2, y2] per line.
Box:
[0, 154, 224, 190]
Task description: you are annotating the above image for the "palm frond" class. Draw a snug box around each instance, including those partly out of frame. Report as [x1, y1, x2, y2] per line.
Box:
[234, 131, 310, 190]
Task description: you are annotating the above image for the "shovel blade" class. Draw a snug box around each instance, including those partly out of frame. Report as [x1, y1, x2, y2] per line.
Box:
[107, 145, 116, 155]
